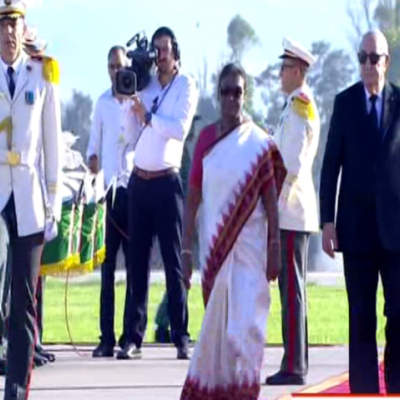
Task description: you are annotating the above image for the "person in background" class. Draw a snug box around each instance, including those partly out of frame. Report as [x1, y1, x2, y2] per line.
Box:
[87, 45, 135, 358]
[266, 38, 320, 386]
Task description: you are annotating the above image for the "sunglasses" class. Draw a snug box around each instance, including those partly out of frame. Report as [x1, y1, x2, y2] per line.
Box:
[358, 51, 386, 65]
[220, 86, 244, 98]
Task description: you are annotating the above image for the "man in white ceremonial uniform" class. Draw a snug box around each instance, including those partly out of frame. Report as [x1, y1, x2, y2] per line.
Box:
[122, 26, 198, 361]
[88, 45, 136, 358]
[266, 38, 320, 386]
[0, 1, 62, 398]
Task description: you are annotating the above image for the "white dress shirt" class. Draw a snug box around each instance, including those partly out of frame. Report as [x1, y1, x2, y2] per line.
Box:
[364, 86, 383, 127]
[0, 53, 23, 89]
[87, 89, 135, 188]
[133, 72, 198, 171]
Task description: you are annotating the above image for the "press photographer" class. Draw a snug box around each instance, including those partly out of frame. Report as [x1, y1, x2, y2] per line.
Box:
[118, 26, 198, 361]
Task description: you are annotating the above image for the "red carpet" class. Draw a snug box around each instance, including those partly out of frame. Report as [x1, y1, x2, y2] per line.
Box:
[282, 363, 386, 398]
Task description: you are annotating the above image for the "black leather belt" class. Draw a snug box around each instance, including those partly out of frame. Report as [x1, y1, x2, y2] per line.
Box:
[133, 166, 178, 180]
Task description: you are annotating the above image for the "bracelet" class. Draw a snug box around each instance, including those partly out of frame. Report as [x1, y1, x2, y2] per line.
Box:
[181, 249, 192, 256]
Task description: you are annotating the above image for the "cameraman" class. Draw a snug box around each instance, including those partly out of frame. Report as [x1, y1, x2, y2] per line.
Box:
[87, 46, 135, 358]
[121, 27, 198, 360]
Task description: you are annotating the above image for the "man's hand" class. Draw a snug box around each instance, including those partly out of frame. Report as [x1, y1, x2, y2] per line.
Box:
[322, 223, 338, 258]
[44, 217, 58, 242]
[88, 155, 99, 174]
[267, 240, 281, 282]
[131, 95, 147, 125]
[182, 252, 193, 290]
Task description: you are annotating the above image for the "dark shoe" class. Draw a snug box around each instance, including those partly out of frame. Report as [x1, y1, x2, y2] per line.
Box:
[177, 346, 190, 360]
[92, 343, 114, 358]
[116, 343, 141, 360]
[118, 336, 126, 350]
[36, 344, 56, 363]
[265, 371, 306, 385]
[0, 358, 6, 376]
[33, 351, 48, 369]
[4, 381, 27, 400]
[39, 349, 56, 363]
[155, 328, 172, 344]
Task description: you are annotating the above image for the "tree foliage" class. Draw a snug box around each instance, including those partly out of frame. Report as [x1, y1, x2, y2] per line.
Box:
[62, 90, 93, 157]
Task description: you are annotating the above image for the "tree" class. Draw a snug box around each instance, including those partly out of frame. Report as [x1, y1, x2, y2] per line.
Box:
[227, 15, 260, 64]
[347, 0, 375, 51]
[256, 63, 284, 129]
[307, 41, 355, 187]
[227, 15, 263, 124]
[62, 90, 93, 157]
[196, 57, 219, 131]
[203, 15, 264, 126]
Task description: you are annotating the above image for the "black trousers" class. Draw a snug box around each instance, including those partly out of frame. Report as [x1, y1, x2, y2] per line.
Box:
[35, 276, 47, 345]
[127, 172, 188, 349]
[279, 230, 310, 376]
[2, 196, 43, 389]
[100, 187, 132, 348]
[344, 250, 400, 394]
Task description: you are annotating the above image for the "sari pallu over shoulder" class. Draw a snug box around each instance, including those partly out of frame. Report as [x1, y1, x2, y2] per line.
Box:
[199, 122, 286, 306]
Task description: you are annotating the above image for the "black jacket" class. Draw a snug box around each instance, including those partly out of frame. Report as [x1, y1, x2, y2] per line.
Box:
[320, 81, 400, 253]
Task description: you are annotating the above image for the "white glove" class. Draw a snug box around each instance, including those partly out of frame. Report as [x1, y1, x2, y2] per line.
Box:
[44, 218, 58, 242]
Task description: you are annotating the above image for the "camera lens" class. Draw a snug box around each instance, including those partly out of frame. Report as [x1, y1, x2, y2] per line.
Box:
[116, 69, 137, 95]
[122, 76, 132, 89]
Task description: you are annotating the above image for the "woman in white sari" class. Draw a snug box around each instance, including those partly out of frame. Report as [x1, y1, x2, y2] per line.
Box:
[180, 64, 287, 400]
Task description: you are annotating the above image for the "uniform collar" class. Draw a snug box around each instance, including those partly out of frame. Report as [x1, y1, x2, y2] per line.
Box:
[0, 51, 24, 77]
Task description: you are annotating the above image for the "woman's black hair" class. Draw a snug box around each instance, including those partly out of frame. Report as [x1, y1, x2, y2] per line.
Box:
[217, 63, 248, 92]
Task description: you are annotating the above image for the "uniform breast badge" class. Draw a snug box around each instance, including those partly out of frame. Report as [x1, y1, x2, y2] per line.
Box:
[6, 151, 20, 166]
[25, 91, 35, 105]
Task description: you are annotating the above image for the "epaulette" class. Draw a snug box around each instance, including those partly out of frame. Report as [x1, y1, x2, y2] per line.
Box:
[292, 93, 315, 120]
[31, 55, 60, 85]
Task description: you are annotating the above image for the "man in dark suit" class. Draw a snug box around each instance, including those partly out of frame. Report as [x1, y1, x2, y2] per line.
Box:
[320, 29, 400, 393]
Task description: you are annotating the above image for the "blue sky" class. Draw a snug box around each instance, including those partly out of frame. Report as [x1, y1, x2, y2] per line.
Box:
[25, 0, 367, 104]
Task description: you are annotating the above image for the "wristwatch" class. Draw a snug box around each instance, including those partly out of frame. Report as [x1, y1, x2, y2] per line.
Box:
[145, 111, 152, 125]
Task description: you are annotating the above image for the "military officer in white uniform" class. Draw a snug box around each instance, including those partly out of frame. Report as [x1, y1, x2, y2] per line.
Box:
[0, 1, 62, 399]
[266, 38, 320, 386]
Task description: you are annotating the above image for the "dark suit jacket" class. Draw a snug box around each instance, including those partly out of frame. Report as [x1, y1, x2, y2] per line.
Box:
[320, 81, 400, 253]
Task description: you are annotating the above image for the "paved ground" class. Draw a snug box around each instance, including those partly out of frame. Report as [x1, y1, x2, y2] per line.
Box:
[0, 345, 351, 400]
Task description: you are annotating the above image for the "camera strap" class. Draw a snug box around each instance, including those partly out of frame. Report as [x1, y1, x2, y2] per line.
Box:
[133, 72, 178, 150]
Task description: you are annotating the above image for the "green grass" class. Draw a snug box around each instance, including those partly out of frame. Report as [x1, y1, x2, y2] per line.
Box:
[43, 279, 387, 345]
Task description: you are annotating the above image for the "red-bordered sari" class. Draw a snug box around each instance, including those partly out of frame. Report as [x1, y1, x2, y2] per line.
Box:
[181, 121, 286, 400]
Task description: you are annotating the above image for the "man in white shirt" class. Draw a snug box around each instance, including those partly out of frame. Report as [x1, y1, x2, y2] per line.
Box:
[121, 26, 198, 360]
[87, 46, 135, 358]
